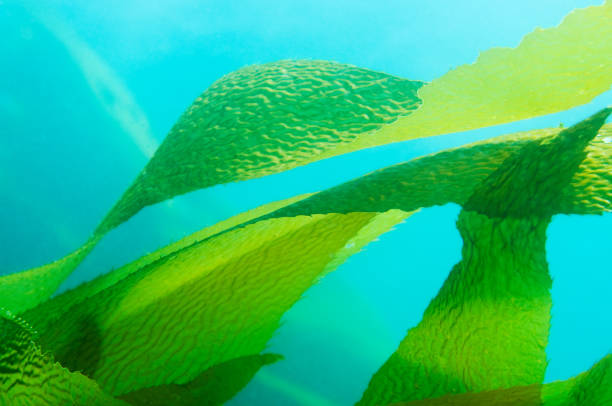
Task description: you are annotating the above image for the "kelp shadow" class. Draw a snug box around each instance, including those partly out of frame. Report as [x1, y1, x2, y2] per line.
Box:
[42, 313, 103, 378]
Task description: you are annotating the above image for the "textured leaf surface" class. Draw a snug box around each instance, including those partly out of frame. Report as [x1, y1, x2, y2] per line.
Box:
[0, 308, 124, 406]
[23, 194, 313, 332]
[388, 354, 612, 406]
[0, 237, 99, 314]
[356, 109, 610, 405]
[97, 2, 611, 233]
[362, 1, 612, 150]
[35, 209, 410, 396]
[118, 353, 282, 406]
[96, 60, 423, 233]
[262, 120, 611, 221]
[4, 2, 610, 314]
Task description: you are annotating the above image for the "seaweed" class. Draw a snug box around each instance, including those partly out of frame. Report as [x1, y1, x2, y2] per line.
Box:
[1, 2, 611, 404]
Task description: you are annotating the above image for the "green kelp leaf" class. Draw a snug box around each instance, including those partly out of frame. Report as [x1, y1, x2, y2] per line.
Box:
[356, 110, 610, 405]
[97, 2, 612, 234]
[263, 115, 611, 221]
[35, 209, 411, 396]
[359, 1, 612, 150]
[6, 1, 610, 312]
[95, 60, 424, 234]
[387, 385, 542, 406]
[0, 308, 126, 406]
[563, 354, 612, 406]
[22, 193, 313, 331]
[386, 354, 612, 406]
[118, 353, 282, 406]
[0, 236, 99, 314]
[357, 212, 553, 405]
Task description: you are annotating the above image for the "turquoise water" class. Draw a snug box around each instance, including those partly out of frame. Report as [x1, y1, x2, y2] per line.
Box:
[1, 1, 611, 404]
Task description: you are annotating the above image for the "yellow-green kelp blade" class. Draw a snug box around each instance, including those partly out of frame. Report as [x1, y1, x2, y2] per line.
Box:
[34, 209, 411, 396]
[0, 236, 99, 314]
[0, 308, 126, 406]
[4, 1, 610, 316]
[356, 109, 610, 405]
[22, 193, 313, 331]
[97, 1, 611, 235]
[118, 353, 283, 406]
[386, 354, 612, 406]
[261, 115, 611, 222]
[358, 211, 553, 405]
[354, 0, 612, 151]
[95, 60, 424, 234]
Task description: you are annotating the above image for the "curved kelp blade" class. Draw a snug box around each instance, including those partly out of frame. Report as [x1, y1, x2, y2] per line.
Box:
[118, 353, 282, 406]
[0, 236, 99, 314]
[358, 1, 612, 150]
[34, 209, 411, 396]
[95, 61, 424, 234]
[22, 194, 313, 331]
[357, 211, 553, 405]
[0, 308, 126, 406]
[97, 2, 611, 234]
[263, 110, 612, 221]
[4, 3, 610, 317]
[386, 354, 612, 406]
[356, 109, 610, 405]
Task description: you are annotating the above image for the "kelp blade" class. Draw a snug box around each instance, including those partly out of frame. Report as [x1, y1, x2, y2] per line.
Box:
[0, 308, 125, 406]
[118, 353, 283, 406]
[359, 1, 612, 150]
[0, 236, 99, 314]
[97, 2, 612, 234]
[95, 61, 424, 234]
[22, 193, 313, 331]
[356, 108, 610, 405]
[386, 354, 612, 406]
[35, 209, 411, 396]
[262, 119, 611, 221]
[3, 2, 610, 314]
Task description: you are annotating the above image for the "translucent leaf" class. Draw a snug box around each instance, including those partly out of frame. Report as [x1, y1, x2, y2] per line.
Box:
[0, 308, 125, 406]
[357, 108, 610, 405]
[33, 210, 410, 396]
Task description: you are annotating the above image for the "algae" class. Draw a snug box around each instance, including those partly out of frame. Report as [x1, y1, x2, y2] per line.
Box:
[0, 3, 610, 404]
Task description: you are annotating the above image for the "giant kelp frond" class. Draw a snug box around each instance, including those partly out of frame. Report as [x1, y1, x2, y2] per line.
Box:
[118, 353, 283, 406]
[15, 109, 607, 405]
[386, 354, 612, 406]
[2, 2, 609, 317]
[97, 1, 612, 234]
[0, 236, 100, 314]
[95, 61, 425, 234]
[260, 118, 611, 221]
[33, 209, 411, 396]
[357, 108, 610, 405]
[0, 309, 125, 406]
[364, 1, 612, 150]
[22, 193, 314, 332]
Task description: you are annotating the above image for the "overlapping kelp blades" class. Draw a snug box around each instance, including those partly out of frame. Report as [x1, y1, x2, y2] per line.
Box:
[34, 210, 410, 397]
[96, 1, 612, 235]
[260, 122, 611, 222]
[3, 2, 610, 317]
[0, 309, 125, 406]
[356, 109, 611, 405]
[118, 354, 282, 406]
[95, 61, 424, 234]
[386, 354, 612, 406]
[22, 194, 313, 333]
[356, 0, 612, 151]
[357, 212, 553, 405]
[0, 236, 99, 314]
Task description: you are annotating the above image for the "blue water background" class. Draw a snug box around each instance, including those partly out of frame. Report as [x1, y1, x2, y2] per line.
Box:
[1, 1, 610, 404]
